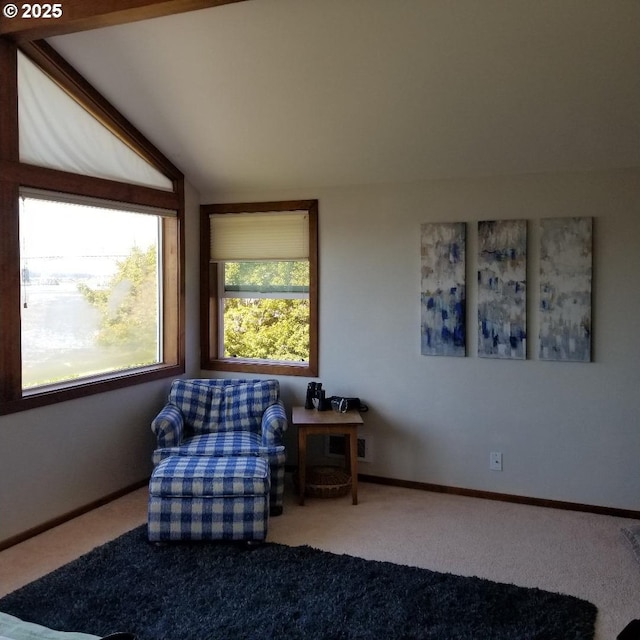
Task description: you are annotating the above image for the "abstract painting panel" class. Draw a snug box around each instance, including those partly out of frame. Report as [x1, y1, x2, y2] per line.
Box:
[539, 217, 592, 362]
[477, 220, 527, 359]
[420, 222, 466, 356]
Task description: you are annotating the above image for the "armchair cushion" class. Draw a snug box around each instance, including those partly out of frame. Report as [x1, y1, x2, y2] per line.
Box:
[219, 380, 279, 434]
[168, 379, 222, 435]
[166, 378, 279, 436]
[152, 431, 286, 467]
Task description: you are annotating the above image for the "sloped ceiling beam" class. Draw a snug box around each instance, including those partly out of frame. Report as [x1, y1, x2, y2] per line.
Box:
[0, 0, 248, 42]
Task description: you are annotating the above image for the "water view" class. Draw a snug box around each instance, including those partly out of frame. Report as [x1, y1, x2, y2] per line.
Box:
[20, 195, 161, 389]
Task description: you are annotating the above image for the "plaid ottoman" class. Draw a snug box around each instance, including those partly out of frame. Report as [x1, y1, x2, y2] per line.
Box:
[147, 455, 270, 542]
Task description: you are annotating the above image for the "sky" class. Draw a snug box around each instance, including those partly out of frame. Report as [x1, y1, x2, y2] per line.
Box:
[20, 196, 159, 279]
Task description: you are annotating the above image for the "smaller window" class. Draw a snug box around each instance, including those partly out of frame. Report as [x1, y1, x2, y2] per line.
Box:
[201, 201, 318, 377]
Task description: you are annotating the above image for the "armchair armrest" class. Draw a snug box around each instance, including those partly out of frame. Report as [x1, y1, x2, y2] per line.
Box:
[151, 404, 184, 449]
[261, 400, 288, 448]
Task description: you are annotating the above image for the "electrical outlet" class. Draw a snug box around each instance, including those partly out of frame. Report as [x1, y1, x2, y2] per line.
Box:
[490, 451, 503, 471]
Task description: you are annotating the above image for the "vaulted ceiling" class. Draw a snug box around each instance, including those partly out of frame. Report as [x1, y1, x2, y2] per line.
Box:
[19, 1, 640, 194]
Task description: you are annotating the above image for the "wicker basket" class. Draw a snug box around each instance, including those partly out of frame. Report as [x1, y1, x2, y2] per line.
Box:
[304, 465, 351, 499]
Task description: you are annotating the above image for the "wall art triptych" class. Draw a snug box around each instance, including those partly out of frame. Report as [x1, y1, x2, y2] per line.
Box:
[420, 217, 592, 362]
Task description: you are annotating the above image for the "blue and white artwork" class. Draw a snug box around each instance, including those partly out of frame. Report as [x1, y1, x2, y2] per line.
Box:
[420, 222, 466, 357]
[539, 217, 592, 362]
[477, 220, 527, 359]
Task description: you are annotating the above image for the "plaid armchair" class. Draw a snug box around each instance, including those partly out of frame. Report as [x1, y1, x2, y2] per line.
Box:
[151, 378, 288, 515]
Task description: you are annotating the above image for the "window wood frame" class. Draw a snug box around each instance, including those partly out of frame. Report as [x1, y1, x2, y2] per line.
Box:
[0, 1, 249, 43]
[200, 200, 319, 377]
[0, 39, 185, 416]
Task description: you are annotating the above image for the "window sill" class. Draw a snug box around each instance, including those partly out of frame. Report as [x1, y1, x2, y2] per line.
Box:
[0, 363, 184, 416]
[202, 357, 317, 378]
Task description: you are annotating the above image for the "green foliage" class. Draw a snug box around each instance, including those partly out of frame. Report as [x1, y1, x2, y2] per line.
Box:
[223, 261, 309, 361]
[78, 245, 158, 355]
[224, 298, 309, 361]
[225, 261, 309, 292]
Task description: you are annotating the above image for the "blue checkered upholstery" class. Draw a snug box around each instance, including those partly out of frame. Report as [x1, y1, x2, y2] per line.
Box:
[151, 379, 288, 513]
[148, 456, 270, 542]
[154, 432, 285, 466]
[152, 404, 184, 449]
[219, 380, 279, 433]
[167, 379, 221, 435]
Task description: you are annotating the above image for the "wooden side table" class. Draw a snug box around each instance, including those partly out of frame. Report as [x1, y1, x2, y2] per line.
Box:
[292, 406, 364, 506]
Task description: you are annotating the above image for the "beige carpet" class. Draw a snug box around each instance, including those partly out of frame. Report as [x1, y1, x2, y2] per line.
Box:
[1, 479, 638, 639]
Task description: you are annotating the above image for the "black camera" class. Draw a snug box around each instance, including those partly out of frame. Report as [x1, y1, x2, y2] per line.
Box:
[330, 396, 368, 413]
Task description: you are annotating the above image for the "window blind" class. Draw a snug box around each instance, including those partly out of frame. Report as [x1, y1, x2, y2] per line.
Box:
[17, 52, 173, 192]
[210, 212, 309, 261]
[19, 187, 177, 218]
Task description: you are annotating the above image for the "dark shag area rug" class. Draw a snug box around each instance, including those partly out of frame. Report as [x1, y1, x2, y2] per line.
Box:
[0, 526, 597, 640]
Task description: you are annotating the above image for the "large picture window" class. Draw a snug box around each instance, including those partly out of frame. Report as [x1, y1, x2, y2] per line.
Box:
[201, 201, 318, 377]
[0, 41, 184, 414]
[19, 190, 175, 390]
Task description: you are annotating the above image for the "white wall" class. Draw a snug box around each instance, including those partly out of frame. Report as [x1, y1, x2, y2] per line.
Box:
[207, 168, 640, 512]
[0, 181, 201, 546]
[2, 169, 637, 546]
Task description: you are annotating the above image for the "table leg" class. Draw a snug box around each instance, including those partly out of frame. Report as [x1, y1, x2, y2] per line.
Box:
[349, 429, 358, 505]
[344, 434, 351, 476]
[298, 427, 306, 506]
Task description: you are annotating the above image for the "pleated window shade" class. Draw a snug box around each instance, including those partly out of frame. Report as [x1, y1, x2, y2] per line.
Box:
[210, 212, 309, 261]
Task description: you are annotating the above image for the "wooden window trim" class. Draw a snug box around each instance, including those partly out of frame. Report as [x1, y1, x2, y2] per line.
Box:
[200, 200, 319, 377]
[0, 1, 250, 43]
[0, 39, 185, 416]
